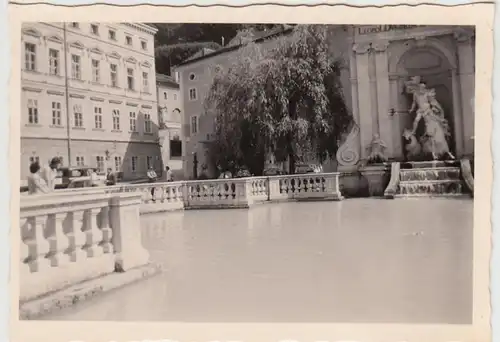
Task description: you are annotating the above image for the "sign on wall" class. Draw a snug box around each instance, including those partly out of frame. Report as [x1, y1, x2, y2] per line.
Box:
[357, 25, 418, 35]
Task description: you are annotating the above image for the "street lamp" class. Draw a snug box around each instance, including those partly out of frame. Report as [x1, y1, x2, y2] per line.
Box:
[192, 151, 198, 180]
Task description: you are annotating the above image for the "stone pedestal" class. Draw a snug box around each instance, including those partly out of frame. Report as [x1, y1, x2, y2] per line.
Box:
[324, 173, 344, 201]
[359, 164, 391, 197]
[109, 193, 150, 272]
[268, 177, 284, 201]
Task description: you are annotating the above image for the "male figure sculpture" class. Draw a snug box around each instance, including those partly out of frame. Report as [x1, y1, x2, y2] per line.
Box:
[407, 77, 455, 160]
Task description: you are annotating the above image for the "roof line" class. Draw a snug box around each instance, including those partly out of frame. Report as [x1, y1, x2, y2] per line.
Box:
[174, 27, 294, 68]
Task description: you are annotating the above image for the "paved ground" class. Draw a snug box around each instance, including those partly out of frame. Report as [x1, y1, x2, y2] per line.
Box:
[41, 198, 473, 323]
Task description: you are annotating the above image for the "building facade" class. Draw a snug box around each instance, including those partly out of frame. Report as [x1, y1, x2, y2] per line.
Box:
[174, 25, 476, 179]
[336, 25, 475, 172]
[156, 73, 184, 179]
[174, 29, 294, 179]
[21, 22, 161, 182]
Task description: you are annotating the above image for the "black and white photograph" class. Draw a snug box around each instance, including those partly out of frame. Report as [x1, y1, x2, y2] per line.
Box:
[11, 2, 493, 342]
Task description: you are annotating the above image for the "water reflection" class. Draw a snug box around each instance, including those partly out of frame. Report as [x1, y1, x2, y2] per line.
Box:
[41, 198, 472, 323]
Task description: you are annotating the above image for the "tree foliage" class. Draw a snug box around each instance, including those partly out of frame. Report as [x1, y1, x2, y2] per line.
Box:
[204, 25, 353, 175]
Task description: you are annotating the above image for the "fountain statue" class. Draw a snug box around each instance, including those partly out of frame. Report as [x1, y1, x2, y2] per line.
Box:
[403, 76, 455, 161]
[159, 106, 168, 129]
[366, 133, 388, 163]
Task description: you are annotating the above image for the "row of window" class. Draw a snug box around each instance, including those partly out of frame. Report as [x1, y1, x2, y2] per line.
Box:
[162, 91, 178, 100]
[27, 99, 153, 133]
[70, 22, 148, 51]
[25, 43, 150, 93]
[29, 154, 156, 173]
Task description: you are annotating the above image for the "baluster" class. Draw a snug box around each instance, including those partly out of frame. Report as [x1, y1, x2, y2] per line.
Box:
[198, 184, 204, 202]
[23, 216, 51, 272]
[66, 210, 86, 262]
[299, 178, 304, 192]
[142, 187, 151, 203]
[82, 208, 104, 258]
[195, 184, 201, 200]
[307, 178, 313, 192]
[222, 183, 227, 200]
[165, 185, 171, 203]
[177, 185, 182, 202]
[163, 185, 169, 203]
[167, 186, 173, 202]
[209, 183, 215, 200]
[19, 218, 31, 274]
[206, 184, 211, 200]
[151, 185, 157, 202]
[20, 239, 30, 274]
[292, 178, 298, 194]
[220, 182, 226, 200]
[46, 212, 70, 267]
[172, 185, 178, 202]
[280, 179, 286, 194]
[98, 206, 113, 254]
[203, 184, 209, 202]
[198, 184, 203, 199]
[188, 185, 194, 201]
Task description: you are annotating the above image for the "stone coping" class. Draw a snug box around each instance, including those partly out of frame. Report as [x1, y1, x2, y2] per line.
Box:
[20, 262, 162, 320]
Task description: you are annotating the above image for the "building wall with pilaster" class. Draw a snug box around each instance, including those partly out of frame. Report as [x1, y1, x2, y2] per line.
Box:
[21, 22, 160, 183]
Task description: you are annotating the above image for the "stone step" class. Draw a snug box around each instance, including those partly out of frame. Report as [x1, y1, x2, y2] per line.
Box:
[400, 160, 460, 169]
[399, 167, 461, 181]
[398, 180, 463, 196]
[394, 193, 467, 198]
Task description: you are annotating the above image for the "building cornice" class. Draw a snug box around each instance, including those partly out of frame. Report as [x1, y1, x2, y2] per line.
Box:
[22, 78, 158, 105]
[39, 23, 156, 59]
[122, 23, 158, 36]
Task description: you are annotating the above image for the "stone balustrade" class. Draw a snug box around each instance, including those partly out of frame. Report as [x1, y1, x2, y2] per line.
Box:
[270, 173, 344, 201]
[19, 173, 342, 305]
[46, 173, 343, 213]
[19, 192, 148, 302]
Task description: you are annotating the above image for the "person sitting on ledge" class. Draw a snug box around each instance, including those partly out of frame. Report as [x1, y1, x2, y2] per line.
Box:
[147, 166, 158, 202]
[27, 161, 50, 195]
[41, 157, 61, 192]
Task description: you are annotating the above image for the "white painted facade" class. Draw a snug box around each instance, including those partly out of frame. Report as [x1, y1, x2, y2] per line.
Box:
[21, 22, 160, 182]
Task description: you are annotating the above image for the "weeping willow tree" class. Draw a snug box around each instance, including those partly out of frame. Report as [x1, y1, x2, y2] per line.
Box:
[205, 25, 353, 175]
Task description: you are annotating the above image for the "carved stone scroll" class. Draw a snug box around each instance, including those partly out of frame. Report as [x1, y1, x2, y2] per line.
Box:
[336, 124, 361, 167]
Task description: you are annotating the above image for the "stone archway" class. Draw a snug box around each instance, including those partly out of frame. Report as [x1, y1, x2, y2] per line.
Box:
[393, 39, 459, 156]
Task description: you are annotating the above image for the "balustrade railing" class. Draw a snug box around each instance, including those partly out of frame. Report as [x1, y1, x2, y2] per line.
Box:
[18, 173, 342, 306]
[19, 192, 148, 302]
[41, 173, 343, 213]
[185, 178, 253, 209]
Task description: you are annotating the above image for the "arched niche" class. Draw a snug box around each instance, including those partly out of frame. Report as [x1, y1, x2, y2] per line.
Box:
[172, 108, 182, 122]
[392, 37, 458, 154]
